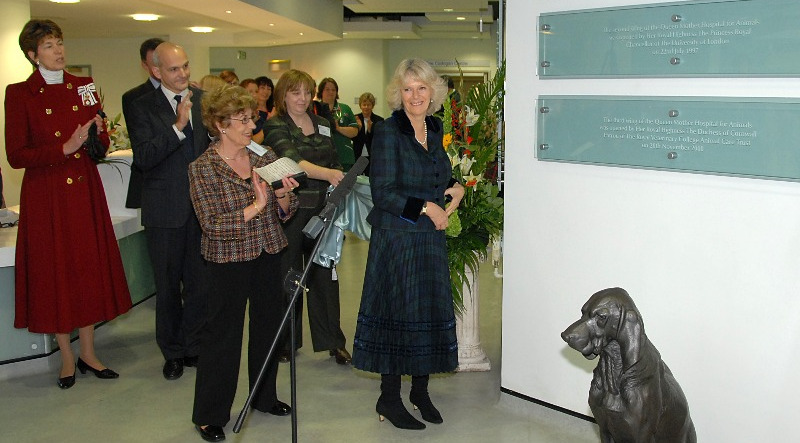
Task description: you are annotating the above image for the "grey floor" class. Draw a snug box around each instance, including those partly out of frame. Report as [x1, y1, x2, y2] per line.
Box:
[0, 237, 599, 443]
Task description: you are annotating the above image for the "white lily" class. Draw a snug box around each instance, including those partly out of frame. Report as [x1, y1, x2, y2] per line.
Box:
[459, 155, 476, 175]
[464, 106, 479, 126]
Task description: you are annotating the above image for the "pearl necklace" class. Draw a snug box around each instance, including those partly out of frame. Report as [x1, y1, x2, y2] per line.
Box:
[415, 120, 428, 145]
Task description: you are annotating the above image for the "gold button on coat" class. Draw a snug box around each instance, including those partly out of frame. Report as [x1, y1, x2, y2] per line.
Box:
[72, 106, 78, 111]
[46, 109, 52, 115]
[74, 153, 81, 159]
[66, 178, 73, 184]
[55, 131, 61, 137]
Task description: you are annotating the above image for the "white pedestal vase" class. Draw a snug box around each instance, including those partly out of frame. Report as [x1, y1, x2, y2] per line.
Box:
[455, 264, 491, 372]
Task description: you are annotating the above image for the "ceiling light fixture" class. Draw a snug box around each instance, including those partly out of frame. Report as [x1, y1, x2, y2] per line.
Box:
[131, 14, 159, 21]
[225, 10, 232, 14]
[456, 16, 466, 21]
[49, 0, 80, 3]
[190, 26, 214, 33]
[444, 8, 454, 12]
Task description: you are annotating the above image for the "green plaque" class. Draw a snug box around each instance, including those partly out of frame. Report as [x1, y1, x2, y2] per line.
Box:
[537, 96, 800, 181]
[539, 0, 800, 77]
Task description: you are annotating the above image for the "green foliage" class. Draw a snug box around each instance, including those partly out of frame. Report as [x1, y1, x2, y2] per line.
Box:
[444, 61, 505, 312]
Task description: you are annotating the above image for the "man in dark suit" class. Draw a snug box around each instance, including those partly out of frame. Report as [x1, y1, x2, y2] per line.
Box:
[127, 42, 209, 381]
[121, 37, 163, 209]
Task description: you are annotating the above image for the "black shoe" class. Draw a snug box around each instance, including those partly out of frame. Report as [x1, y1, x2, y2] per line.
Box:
[267, 400, 291, 416]
[195, 425, 225, 442]
[183, 355, 199, 367]
[163, 358, 184, 380]
[410, 393, 443, 424]
[376, 397, 426, 430]
[77, 358, 119, 379]
[329, 348, 352, 365]
[57, 371, 76, 389]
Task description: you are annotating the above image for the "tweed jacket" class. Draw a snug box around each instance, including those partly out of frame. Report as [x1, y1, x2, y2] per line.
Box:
[188, 142, 299, 263]
[366, 110, 452, 232]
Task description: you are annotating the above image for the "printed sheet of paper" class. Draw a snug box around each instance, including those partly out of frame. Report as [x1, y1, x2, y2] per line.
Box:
[254, 157, 307, 188]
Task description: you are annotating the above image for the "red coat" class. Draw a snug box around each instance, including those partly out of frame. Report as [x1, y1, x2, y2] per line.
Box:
[5, 70, 131, 333]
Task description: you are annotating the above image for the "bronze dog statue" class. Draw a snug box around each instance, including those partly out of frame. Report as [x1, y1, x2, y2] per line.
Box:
[561, 288, 696, 443]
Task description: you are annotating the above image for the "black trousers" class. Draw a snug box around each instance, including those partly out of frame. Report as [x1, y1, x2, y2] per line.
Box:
[145, 217, 206, 360]
[281, 202, 346, 353]
[192, 252, 283, 426]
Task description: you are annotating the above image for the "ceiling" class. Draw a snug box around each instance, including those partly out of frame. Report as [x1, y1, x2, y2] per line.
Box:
[30, 0, 500, 47]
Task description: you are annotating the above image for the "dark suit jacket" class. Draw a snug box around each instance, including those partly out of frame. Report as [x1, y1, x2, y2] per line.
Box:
[353, 112, 383, 159]
[366, 110, 452, 232]
[121, 79, 159, 209]
[127, 86, 209, 228]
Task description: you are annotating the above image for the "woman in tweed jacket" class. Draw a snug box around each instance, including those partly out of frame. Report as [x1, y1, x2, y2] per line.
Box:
[352, 59, 465, 430]
[188, 85, 300, 442]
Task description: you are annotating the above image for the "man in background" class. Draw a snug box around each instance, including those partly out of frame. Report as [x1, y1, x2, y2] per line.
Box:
[121, 37, 163, 209]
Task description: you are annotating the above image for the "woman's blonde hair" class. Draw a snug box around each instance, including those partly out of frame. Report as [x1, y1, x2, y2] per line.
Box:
[199, 74, 227, 93]
[272, 69, 316, 116]
[201, 85, 257, 137]
[386, 58, 447, 115]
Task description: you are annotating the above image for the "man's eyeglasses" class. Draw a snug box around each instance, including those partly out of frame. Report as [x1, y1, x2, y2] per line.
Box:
[228, 116, 253, 125]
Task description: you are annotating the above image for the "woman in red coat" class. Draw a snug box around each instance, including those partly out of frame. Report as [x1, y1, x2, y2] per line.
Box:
[5, 19, 131, 389]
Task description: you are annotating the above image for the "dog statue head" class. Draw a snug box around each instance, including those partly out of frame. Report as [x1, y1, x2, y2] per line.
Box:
[561, 287, 643, 361]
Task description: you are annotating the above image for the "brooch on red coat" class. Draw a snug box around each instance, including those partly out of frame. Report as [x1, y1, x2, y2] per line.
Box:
[77, 82, 98, 106]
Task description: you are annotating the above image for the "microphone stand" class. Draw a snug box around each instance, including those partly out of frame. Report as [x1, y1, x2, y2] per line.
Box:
[233, 157, 368, 442]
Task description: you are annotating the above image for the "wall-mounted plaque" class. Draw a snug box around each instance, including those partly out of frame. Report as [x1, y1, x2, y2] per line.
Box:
[539, 0, 800, 77]
[537, 96, 800, 181]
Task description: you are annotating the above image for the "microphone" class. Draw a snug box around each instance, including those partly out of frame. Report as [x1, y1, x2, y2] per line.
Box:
[302, 157, 369, 239]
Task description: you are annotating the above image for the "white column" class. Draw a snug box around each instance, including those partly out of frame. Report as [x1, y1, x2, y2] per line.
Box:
[456, 264, 491, 372]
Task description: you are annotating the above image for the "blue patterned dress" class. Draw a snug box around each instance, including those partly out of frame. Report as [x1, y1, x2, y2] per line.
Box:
[352, 110, 458, 376]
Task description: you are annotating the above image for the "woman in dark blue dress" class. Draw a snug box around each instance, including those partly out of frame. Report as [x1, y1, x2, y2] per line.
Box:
[352, 58, 465, 430]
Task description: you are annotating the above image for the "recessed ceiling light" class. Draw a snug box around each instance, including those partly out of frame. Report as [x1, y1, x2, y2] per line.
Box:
[50, 0, 80, 3]
[131, 14, 159, 21]
[269, 23, 275, 27]
[444, 8, 454, 12]
[299, 32, 304, 36]
[456, 16, 466, 21]
[393, 35, 401, 39]
[190, 27, 214, 33]
[225, 10, 232, 14]
[342, 32, 348, 35]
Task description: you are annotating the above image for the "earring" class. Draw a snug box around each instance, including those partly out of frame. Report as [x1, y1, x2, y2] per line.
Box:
[35, 60, 40, 66]
[222, 130, 226, 134]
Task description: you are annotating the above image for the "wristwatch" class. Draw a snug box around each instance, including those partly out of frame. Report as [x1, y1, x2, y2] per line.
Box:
[421, 202, 428, 215]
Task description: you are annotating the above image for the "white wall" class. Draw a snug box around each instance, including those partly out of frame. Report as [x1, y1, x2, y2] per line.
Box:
[503, 1, 800, 441]
[209, 37, 498, 119]
[0, 0, 32, 207]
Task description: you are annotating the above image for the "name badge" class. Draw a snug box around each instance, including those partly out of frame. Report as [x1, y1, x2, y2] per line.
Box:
[247, 141, 268, 156]
[318, 126, 331, 137]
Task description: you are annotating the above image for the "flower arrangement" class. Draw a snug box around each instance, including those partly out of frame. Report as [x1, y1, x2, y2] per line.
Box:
[106, 113, 131, 153]
[442, 62, 505, 312]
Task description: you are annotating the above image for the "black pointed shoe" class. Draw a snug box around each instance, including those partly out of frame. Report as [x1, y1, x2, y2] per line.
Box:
[376, 397, 426, 430]
[57, 372, 76, 389]
[195, 425, 225, 442]
[77, 358, 119, 379]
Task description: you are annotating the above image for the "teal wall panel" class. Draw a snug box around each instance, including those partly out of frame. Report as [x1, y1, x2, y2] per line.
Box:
[537, 95, 800, 181]
[539, 0, 800, 77]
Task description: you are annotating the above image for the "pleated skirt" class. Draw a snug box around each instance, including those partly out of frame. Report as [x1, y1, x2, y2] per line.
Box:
[352, 227, 458, 376]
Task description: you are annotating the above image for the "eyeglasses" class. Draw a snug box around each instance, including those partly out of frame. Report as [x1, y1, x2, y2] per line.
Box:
[229, 116, 254, 125]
